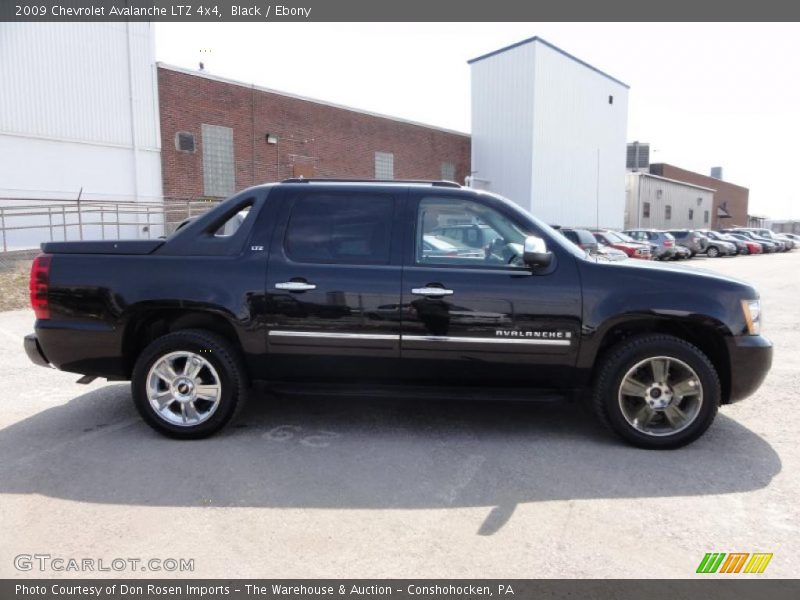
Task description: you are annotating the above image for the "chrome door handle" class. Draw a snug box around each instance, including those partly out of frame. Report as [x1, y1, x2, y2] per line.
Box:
[411, 287, 454, 297]
[275, 281, 317, 292]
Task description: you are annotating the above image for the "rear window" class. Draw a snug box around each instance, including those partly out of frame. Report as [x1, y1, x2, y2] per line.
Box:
[284, 193, 394, 264]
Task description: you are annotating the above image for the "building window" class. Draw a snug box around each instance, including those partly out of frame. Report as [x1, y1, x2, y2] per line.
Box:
[441, 162, 456, 182]
[202, 124, 235, 197]
[704, 210, 710, 224]
[689, 209, 694, 220]
[665, 205, 672, 220]
[643, 202, 650, 218]
[375, 152, 394, 180]
[656, 189, 663, 199]
[608, 95, 614, 105]
[175, 132, 195, 153]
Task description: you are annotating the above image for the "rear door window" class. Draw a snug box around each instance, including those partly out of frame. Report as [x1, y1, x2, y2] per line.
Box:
[284, 193, 394, 264]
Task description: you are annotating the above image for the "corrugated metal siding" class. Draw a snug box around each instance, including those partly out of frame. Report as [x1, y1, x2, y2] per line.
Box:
[470, 43, 536, 206]
[0, 22, 163, 249]
[530, 42, 628, 229]
[470, 39, 628, 229]
[0, 22, 159, 149]
[625, 173, 713, 230]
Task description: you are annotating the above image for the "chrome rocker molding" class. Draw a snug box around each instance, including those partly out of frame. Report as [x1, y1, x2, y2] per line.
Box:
[268, 331, 571, 346]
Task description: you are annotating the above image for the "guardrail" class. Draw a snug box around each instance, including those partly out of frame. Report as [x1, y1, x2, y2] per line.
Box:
[0, 198, 221, 252]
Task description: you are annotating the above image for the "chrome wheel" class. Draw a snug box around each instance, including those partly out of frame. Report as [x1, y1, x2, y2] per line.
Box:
[617, 356, 703, 437]
[146, 351, 222, 427]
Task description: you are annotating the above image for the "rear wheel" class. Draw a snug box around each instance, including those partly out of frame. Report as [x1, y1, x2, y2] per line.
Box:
[592, 334, 720, 449]
[131, 329, 247, 439]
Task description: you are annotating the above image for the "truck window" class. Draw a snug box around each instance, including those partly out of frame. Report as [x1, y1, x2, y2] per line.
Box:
[416, 197, 526, 266]
[213, 207, 251, 237]
[284, 193, 394, 264]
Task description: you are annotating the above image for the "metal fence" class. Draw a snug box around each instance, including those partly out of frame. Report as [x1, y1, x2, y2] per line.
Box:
[0, 198, 221, 252]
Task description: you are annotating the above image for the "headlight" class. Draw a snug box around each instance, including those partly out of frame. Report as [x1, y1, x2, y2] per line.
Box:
[741, 299, 761, 335]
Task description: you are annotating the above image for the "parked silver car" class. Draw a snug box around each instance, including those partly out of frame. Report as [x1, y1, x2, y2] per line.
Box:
[622, 229, 677, 261]
[667, 230, 708, 257]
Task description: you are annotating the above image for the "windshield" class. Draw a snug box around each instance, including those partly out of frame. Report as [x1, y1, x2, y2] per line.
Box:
[603, 231, 628, 243]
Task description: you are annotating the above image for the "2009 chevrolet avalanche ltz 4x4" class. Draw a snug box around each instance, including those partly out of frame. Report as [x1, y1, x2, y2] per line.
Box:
[24, 179, 773, 448]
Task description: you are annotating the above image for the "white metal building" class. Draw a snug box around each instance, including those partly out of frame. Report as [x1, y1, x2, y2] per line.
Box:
[0, 23, 163, 248]
[469, 37, 629, 229]
[625, 172, 715, 230]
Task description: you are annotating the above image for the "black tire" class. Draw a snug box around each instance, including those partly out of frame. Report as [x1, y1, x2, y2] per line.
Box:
[591, 334, 720, 449]
[707, 245, 720, 258]
[131, 329, 248, 439]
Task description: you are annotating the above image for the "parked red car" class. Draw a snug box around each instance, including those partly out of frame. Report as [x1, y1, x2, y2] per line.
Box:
[592, 230, 652, 260]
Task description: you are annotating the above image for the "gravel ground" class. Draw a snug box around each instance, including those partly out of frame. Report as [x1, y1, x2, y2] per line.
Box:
[0, 263, 30, 312]
[0, 252, 797, 578]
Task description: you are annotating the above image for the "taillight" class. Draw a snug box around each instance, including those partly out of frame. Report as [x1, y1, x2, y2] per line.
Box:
[664, 240, 674, 247]
[29, 254, 52, 319]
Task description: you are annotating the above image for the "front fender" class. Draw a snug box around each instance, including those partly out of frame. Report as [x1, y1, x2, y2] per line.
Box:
[575, 260, 751, 371]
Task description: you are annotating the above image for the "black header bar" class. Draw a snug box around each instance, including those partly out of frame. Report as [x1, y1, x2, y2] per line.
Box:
[3, 0, 800, 22]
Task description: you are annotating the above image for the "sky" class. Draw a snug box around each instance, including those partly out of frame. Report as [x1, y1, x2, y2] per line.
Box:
[155, 23, 800, 219]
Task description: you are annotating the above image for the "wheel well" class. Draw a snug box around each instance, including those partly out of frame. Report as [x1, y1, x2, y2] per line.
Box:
[594, 318, 732, 403]
[122, 310, 241, 377]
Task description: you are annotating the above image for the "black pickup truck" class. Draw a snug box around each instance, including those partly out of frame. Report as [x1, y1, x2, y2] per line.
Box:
[24, 179, 772, 448]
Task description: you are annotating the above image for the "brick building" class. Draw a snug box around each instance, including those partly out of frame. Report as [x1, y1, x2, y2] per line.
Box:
[157, 64, 471, 200]
[649, 163, 749, 229]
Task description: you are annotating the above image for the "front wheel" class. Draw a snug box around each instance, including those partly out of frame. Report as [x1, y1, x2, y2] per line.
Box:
[131, 329, 248, 439]
[591, 334, 720, 449]
[707, 246, 720, 258]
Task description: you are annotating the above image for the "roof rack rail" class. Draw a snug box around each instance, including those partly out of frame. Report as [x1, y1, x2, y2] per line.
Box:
[280, 178, 461, 188]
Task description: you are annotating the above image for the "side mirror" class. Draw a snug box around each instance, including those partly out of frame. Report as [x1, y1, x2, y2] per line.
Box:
[523, 235, 553, 268]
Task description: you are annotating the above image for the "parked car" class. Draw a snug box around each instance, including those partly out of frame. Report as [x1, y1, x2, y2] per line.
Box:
[703, 230, 751, 255]
[781, 233, 800, 245]
[725, 230, 782, 253]
[746, 228, 795, 250]
[699, 234, 737, 258]
[739, 228, 790, 252]
[24, 178, 772, 449]
[592, 230, 652, 260]
[559, 228, 599, 253]
[596, 244, 628, 261]
[673, 245, 692, 260]
[622, 229, 677, 261]
[667, 230, 707, 257]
